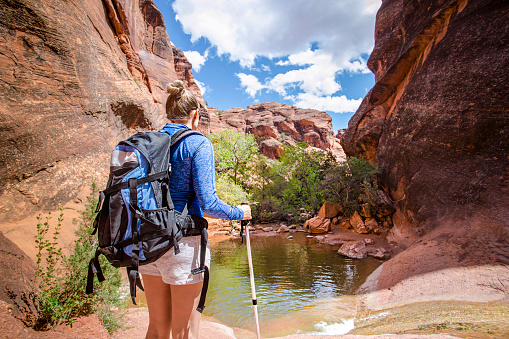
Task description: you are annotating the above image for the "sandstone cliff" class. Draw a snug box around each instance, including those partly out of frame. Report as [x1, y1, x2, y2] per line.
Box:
[341, 0, 509, 308]
[208, 102, 345, 159]
[0, 0, 204, 222]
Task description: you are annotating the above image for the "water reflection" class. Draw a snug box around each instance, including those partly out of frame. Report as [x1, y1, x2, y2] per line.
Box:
[203, 232, 381, 336]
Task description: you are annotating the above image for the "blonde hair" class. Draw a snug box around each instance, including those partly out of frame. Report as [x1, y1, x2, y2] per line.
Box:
[165, 80, 199, 121]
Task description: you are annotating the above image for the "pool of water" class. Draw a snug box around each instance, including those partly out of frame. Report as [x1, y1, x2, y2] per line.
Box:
[203, 231, 381, 337]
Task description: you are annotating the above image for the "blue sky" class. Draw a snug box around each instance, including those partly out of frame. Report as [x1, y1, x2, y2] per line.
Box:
[153, 0, 380, 131]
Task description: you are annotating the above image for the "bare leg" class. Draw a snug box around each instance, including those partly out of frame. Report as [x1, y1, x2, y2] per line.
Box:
[144, 274, 172, 339]
[170, 281, 203, 339]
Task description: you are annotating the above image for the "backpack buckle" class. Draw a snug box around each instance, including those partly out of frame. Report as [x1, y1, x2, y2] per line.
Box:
[191, 268, 205, 275]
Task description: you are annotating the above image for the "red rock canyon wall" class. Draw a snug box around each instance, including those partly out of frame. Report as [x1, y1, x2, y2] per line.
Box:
[0, 0, 204, 222]
[342, 0, 509, 298]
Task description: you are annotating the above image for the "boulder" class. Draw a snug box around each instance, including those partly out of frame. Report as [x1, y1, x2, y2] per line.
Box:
[338, 219, 352, 230]
[364, 218, 379, 233]
[317, 201, 342, 219]
[262, 227, 273, 232]
[338, 241, 368, 259]
[277, 225, 290, 233]
[300, 212, 312, 220]
[0, 232, 37, 323]
[350, 211, 369, 234]
[307, 217, 331, 234]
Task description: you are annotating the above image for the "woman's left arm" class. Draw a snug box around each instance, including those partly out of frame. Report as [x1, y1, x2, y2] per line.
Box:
[191, 138, 244, 220]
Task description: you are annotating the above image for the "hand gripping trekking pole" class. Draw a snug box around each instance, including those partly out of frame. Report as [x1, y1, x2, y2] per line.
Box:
[241, 204, 261, 339]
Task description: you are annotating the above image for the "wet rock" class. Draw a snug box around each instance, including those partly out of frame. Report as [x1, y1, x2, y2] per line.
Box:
[365, 238, 375, 245]
[262, 227, 273, 232]
[288, 224, 297, 229]
[287, 235, 294, 240]
[338, 240, 367, 259]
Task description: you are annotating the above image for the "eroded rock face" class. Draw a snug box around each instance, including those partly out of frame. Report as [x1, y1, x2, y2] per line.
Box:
[342, 0, 509, 303]
[341, 0, 509, 243]
[0, 0, 203, 222]
[0, 232, 37, 323]
[211, 102, 345, 159]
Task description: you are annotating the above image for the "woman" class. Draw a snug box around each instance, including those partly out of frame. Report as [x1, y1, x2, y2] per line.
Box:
[139, 80, 251, 339]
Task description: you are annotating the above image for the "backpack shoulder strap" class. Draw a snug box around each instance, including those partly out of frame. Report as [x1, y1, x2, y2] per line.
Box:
[167, 128, 204, 147]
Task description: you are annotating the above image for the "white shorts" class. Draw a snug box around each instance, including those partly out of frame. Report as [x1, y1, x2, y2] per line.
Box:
[138, 236, 211, 285]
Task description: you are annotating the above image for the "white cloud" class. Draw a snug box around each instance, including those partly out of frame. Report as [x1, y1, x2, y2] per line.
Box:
[292, 93, 363, 113]
[236, 73, 265, 97]
[268, 49, 342, 97]
[183, 50, 208, 72]
[173, 0, 379, 113]
[173, 0, 379, 69]
[194, 79, 208, 97]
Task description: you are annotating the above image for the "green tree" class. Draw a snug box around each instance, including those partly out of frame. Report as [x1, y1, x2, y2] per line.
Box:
[250, 143, 337, 221]
[322, 157, 380, 217]
[206, 130, 259, 186]
[276, 143, 336, 214]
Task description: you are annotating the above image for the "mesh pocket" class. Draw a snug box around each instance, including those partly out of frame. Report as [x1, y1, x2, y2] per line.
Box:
[140, 208, 182, 260]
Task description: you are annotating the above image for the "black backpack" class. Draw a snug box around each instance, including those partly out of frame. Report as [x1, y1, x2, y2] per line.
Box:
[86, 128, 209, 312]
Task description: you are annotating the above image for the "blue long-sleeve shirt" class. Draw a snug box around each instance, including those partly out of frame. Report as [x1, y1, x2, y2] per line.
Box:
[160, 123, 244, 220]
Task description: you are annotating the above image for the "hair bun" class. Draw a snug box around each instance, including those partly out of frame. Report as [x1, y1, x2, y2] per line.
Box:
[167, 80, 185, 97]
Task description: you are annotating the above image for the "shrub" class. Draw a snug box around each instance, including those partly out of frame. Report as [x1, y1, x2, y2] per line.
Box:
[216, 175, 250, 206]
[322, 157, 380, 217]
[32, 183, 125, 332]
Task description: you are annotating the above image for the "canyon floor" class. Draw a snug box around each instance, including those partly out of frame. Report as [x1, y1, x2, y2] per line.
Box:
[1, 197, 508, 338]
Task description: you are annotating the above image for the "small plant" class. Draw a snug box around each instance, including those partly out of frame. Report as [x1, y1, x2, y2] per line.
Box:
[32, 183, 126, 332]
[33, 208, 67, 329]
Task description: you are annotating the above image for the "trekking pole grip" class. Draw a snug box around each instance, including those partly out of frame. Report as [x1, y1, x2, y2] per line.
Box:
[241, 202, 249, 226]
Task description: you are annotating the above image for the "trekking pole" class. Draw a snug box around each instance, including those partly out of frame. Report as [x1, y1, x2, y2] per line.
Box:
[241, 204, 261, 339]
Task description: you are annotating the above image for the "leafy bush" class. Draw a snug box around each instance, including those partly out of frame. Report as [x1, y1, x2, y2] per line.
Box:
[33, 183, 125, 332]
[322, 157, 380, 217]
[250, 143, 336, 222]
[216, 175, 250, 206]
